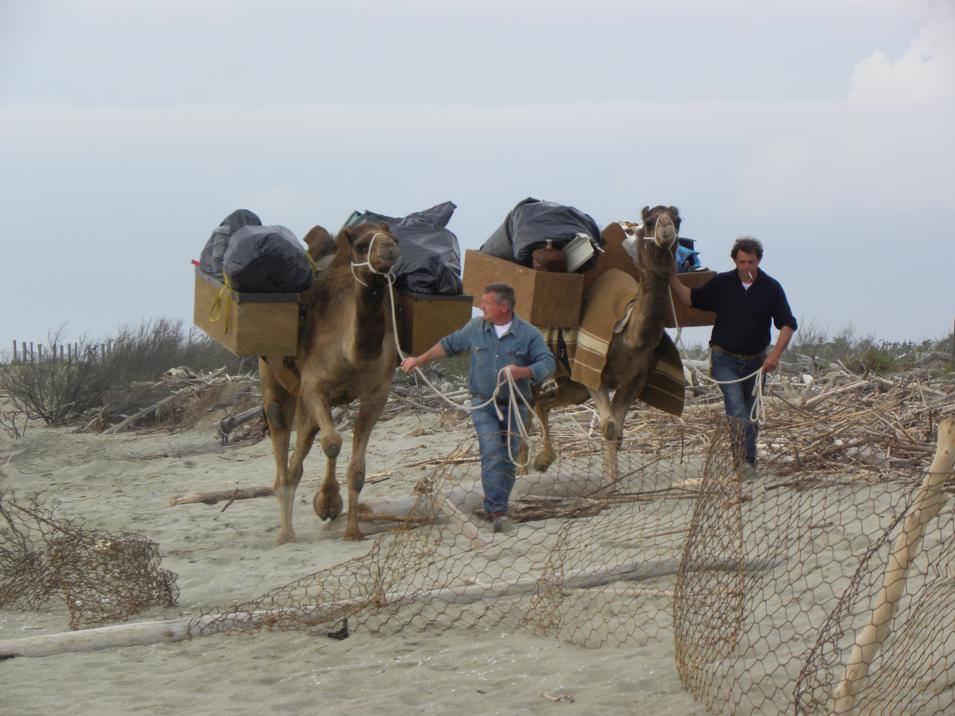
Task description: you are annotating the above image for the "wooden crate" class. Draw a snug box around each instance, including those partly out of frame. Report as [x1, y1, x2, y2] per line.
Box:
[395, 292, 474, 355]
[193, 269, 301, 356]
[462, 250, 584, 328]
[583, 223, 717, 328]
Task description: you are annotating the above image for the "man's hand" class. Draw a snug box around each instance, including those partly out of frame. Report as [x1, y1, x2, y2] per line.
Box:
[503, 364, 532, 380]
[762, 353, 781, 373]
[401, 356, 420, 374]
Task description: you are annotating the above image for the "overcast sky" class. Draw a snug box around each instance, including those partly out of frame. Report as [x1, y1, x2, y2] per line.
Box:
[1, 0, 953, 357]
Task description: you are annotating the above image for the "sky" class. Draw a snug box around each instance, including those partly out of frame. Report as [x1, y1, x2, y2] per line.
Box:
[1, 0, 953, 358]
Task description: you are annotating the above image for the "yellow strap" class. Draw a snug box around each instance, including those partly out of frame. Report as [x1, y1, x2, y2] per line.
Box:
[305, 251, 320, 276]
[208, 274, 234, 334]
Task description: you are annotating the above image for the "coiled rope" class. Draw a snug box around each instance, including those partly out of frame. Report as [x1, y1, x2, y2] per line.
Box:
[352, 240, 537, 467]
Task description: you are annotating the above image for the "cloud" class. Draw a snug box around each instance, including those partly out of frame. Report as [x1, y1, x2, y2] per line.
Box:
[848, 19, 955, 101]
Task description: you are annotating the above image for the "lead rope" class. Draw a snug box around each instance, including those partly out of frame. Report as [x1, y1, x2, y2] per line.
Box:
[667, 286, 766, 425]
[366, 262, 537, 467]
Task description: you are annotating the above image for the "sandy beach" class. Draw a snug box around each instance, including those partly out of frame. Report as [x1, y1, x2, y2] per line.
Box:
[2, 369, 953, 716]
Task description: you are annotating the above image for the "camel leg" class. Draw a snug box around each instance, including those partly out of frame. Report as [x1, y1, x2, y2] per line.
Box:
[260, 359, 299, 546]
[277, 405, 320, 544]
[589, 385, 614, 437]
[342, 389, 389, 541]
[604, 378, 647, 484]
[531, 402, 556, 473]
[298, 383, 344, 523]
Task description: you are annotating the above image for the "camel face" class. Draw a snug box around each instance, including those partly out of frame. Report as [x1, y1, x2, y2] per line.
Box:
[347, 223, 401, 279]
[638, 205, 681, 274]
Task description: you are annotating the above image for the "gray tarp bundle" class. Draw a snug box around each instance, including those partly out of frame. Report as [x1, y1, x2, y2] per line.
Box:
[345, 201, 463, 295]
[198, 209, 262, 280]
[222, 225, 313, 293]
[480, 197, 603, 270]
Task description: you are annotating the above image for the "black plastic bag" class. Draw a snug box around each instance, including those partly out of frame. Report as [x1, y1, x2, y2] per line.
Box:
[346, 201, 463, 295]
[481, 198, 603, 270]
[198, 209, 262, 279]
[222, 225, 312, 293]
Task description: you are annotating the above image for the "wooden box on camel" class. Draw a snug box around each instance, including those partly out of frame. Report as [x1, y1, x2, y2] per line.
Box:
[583, 223, 717, 328]
[462, 250, 585, 327]
[395, 292, 474, 355]
[193, 269, 301, 356]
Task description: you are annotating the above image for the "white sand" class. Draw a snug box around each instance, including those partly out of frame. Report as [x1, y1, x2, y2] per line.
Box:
[0, 409, 707, 715]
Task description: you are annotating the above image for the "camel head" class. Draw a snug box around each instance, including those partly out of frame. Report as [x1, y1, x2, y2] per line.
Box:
[637, 205, 681, 275]
[344, 222, 401, 284]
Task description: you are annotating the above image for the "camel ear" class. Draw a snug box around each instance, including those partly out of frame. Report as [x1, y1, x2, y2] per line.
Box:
[641, 206, 652, 223]
[342, 226, 356, 245]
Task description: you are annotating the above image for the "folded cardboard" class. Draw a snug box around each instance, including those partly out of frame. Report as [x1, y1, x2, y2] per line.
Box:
[462, 250, 584, 328]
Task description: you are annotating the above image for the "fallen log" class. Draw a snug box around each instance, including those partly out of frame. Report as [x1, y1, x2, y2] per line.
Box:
[0, 553, 763, 659]
[104, 391, 183, 434]
[218, 406, 264, 444]
[170, 486, 274, 506]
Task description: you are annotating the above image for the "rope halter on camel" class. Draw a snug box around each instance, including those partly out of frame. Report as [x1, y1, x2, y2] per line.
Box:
[350, 232, 396, 288]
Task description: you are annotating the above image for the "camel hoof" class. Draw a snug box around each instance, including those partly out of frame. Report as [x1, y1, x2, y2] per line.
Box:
[313, 490, 343, 521]
[533, 450, 555, 473]
[343, 528, 365, 541]
[276, 529, 296, 546]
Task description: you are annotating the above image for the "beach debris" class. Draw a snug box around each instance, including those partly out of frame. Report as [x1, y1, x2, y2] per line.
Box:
[541, 690, 575, 703]
[0, 491, 178, 629]
[325, 618, 349, 640]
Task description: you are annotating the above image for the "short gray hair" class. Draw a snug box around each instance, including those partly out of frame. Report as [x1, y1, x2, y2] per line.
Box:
[484, 283, 516, 311]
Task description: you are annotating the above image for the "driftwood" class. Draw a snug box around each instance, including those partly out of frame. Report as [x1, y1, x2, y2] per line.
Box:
[103, 392, 184, 434]
[832, 418, 955, 714]
[0, 552, 761, 659]
[218, 406, 264, 445]
[170, 486, 275, 506]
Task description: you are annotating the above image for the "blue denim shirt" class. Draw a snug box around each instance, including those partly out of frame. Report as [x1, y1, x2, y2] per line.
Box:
[440, 316, 555, 403]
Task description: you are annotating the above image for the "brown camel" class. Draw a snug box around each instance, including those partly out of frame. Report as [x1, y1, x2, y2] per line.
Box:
[530, 205, 681, 482]
[259, 221, 400, 544]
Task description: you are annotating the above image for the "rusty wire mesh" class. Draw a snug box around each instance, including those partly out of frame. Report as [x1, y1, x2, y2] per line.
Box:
[185, 400, 954, 715]
[0, 491, 179, 629]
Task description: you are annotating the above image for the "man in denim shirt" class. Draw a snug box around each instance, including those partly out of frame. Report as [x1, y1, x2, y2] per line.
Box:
[401, 283, 555, 532]
[669, 237, 797, 475]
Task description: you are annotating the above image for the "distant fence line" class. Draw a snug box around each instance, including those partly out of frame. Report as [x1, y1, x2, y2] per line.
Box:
[6, 340, 113, 365]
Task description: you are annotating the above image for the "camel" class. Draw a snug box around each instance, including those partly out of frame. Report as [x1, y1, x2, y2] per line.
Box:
[530, 205, 681, 482]
[259, 221, 400, 544]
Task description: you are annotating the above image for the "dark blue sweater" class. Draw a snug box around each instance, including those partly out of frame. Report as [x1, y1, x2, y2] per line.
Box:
[691, 269, 797, 355]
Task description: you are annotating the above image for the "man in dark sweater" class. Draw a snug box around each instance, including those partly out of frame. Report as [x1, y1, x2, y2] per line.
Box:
[669, 236, 797, 474]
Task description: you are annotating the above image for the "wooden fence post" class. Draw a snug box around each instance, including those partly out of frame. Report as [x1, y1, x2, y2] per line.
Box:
[12, 340, 17, 364]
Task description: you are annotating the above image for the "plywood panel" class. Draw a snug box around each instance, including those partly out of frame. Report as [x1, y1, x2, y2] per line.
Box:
[193, 270, 300, 356]
[396, 292, 473, 355]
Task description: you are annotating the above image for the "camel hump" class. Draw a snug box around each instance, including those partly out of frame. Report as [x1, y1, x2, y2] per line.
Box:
[304, 225, 336, 262]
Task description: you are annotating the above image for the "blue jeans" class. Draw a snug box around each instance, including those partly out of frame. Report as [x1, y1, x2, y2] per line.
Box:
[711, 350, 764, 467]
[471, 400, 528, 516]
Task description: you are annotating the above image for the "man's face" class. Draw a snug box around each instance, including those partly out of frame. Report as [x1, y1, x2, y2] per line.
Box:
[734, 250, 760, 282]
[480, 292, 510, 324]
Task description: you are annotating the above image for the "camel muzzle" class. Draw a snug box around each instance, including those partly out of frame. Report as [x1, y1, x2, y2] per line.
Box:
[652, 215, 678, 249]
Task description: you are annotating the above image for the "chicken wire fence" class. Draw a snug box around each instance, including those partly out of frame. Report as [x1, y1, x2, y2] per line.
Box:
[184, 410, 952, 715]
[2, 407, 952, 715]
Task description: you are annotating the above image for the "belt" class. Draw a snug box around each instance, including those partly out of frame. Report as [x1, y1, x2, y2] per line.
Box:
[711, 345, 766, 361]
